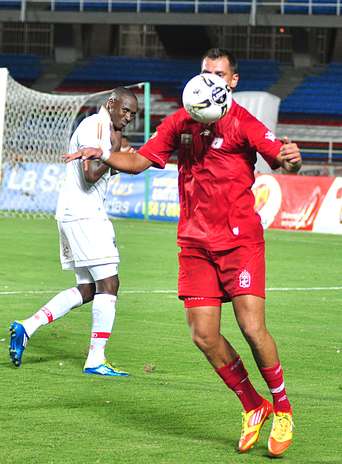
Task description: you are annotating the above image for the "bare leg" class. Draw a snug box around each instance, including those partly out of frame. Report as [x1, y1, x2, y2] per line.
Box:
[232, 294, 279, 368]
[185, 306, 238, 368]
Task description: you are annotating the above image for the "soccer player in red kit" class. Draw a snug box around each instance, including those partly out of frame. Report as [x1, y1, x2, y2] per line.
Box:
[65, 49, 302, 457]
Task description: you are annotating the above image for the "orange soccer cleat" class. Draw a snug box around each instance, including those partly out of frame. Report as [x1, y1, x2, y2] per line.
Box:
[238, 398, 273, 453]
[268, 410, 294, 457]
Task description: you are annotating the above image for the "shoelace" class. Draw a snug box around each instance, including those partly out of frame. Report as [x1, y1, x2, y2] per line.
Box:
[272, 414, 293, 440]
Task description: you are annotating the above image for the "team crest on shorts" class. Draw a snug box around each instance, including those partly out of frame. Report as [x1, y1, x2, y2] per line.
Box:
[239, 269, 251, 288]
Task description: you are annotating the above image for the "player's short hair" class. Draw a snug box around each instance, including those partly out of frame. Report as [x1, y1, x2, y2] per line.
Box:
[108, 86, 137, 103]
[202, 48, 239, 74]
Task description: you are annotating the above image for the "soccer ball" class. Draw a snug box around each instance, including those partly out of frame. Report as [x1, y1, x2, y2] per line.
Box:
[182, 73, 232, 124]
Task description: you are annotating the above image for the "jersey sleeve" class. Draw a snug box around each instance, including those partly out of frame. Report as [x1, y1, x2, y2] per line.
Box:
[76, 116, 111, 153]
[242, 116, 282, 170]
[138, 114, 178, 169]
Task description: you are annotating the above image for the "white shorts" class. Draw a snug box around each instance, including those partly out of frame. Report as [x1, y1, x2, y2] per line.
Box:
[74, 264, 119, 284]
[58, 218, 120, 271]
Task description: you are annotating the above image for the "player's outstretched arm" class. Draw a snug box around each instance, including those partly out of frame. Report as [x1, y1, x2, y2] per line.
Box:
[276, 137, 302, 173]
[64, 147, 152, 174]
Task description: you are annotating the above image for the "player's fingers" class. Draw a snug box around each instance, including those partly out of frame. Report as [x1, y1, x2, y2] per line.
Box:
[62, 152, 81, 162]
[282, 136, 291, 145]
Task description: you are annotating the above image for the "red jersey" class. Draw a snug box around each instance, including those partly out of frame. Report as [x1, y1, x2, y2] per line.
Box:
[138, 100, 282, 251]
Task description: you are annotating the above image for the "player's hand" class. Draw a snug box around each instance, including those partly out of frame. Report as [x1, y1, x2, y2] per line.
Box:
[120, 145, 137, 154]
[278, 137, 302, 173]
[63, 147, 103, 163]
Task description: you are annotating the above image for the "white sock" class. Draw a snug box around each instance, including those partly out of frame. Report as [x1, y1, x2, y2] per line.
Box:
[23, 287, 83, 337]
[84, 293, 116, 368]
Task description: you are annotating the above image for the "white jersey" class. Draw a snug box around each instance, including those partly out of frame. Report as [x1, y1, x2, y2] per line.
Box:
[56, 106, 112, 221]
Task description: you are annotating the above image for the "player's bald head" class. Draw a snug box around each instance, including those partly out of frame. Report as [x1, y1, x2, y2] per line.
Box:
[108, 87, 137, 104]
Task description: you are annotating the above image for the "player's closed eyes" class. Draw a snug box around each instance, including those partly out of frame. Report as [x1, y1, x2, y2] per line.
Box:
[122, 108, 136, 119]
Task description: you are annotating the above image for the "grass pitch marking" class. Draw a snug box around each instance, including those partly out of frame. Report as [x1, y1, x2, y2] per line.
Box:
[1, 286, 342, 296]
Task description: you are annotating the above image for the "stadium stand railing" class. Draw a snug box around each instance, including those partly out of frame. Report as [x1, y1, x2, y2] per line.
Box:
[0, 0, 341, 14]
[276, 123, 342, 164]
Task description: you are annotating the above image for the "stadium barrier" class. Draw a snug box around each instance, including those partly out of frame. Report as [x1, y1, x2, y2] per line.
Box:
[1, 161, 342, 234]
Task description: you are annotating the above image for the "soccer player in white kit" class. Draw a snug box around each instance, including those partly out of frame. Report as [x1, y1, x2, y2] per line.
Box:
[9, 87, 138, 376]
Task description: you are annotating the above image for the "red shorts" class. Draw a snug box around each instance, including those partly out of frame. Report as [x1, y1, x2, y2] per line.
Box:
[178, 243, 265, 308]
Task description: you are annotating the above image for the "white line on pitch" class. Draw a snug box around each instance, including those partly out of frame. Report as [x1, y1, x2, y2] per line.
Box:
[0, 286, 342, 296]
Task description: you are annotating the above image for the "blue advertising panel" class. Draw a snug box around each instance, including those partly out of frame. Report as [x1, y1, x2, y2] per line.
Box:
[0, 162, 65, 214]
[106, 167, 179, 222]
[0, 162, 180, 222]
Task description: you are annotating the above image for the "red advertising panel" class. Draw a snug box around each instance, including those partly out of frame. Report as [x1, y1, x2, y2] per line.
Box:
[253, 174, 336, 232]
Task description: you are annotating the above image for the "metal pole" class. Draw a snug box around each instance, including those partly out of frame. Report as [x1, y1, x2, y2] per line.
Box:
[144, 81, 151, 143]
[143, 81, 151, 220]
[20, 0, 26, 22]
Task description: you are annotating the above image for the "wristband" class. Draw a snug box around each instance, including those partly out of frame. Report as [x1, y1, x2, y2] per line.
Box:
[100, 150, 111, 162]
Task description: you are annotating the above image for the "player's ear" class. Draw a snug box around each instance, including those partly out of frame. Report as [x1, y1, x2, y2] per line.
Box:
[230, 73, 239, 90]
[107, 98, 115, 111]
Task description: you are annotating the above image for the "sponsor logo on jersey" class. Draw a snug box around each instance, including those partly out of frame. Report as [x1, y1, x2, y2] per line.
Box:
[239, 269, 251, 288]
[181, 133, 193, 145]
[211, 137, 223, 149]
[265, 130, 276, 142]
[232, 226, 239, 236]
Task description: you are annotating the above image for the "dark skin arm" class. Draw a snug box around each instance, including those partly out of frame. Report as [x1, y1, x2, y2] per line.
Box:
[83, 159, 110, 183]
[65, 147, 153, 174]
[82, 127, 125, 183]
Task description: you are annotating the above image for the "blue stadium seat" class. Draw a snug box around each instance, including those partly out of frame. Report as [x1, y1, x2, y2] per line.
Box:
[54, 0, 81, 10]
[283, 0, 339, 14]
[0, 53, 42, 81]
[198, 0, 225, 12]
[283, 0, 309, 13]
[169, 0, 195, 12]
[110, 0, 138, 10]
[312, 0, 339, 14]
[0, 0, 21, 8]
[140, 1, 167, 11]
[63, 56, 280, 95]
[280, 62, 342, 116]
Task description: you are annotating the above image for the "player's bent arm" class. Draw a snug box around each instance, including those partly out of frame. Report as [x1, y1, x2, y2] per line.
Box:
[102, 150, 153, 174]
[83, 159, 110, 183]
[64, 147, 153, 174]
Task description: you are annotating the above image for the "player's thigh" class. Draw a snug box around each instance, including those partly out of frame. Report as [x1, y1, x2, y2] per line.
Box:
[215, 243, 265, 300]
[232, 294, 266, 334]
[178, 247, 223, 299]
[186, 305, 222, 339]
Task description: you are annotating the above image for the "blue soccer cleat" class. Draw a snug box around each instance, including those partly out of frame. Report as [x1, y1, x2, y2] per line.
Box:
[83, 361, 129, 377]
[9, 321, 29, 367]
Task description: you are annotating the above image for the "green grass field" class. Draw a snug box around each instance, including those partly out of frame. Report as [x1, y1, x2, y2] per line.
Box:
[0, 218, 341, 464]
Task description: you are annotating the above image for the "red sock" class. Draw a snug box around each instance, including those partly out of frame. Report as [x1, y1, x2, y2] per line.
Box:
[260, 363, 291, 413]
[216, 357, 263, 412]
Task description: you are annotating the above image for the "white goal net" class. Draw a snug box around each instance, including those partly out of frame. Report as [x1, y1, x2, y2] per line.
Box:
[0, 69, 149, 217]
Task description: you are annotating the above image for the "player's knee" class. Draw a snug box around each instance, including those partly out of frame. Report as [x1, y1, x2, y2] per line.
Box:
[77, 283, 96, 303]
[96, 275, 119, 295]
[191, 330, 218, 354]
[240, 320, 267, 347]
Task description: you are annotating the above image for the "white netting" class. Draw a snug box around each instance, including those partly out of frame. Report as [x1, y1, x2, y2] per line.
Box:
[0, 73, 145, 217]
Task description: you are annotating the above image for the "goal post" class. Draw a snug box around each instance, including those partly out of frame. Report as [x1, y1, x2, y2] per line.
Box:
[0, 68, 8, 184]
[0, 70, 151, 217]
